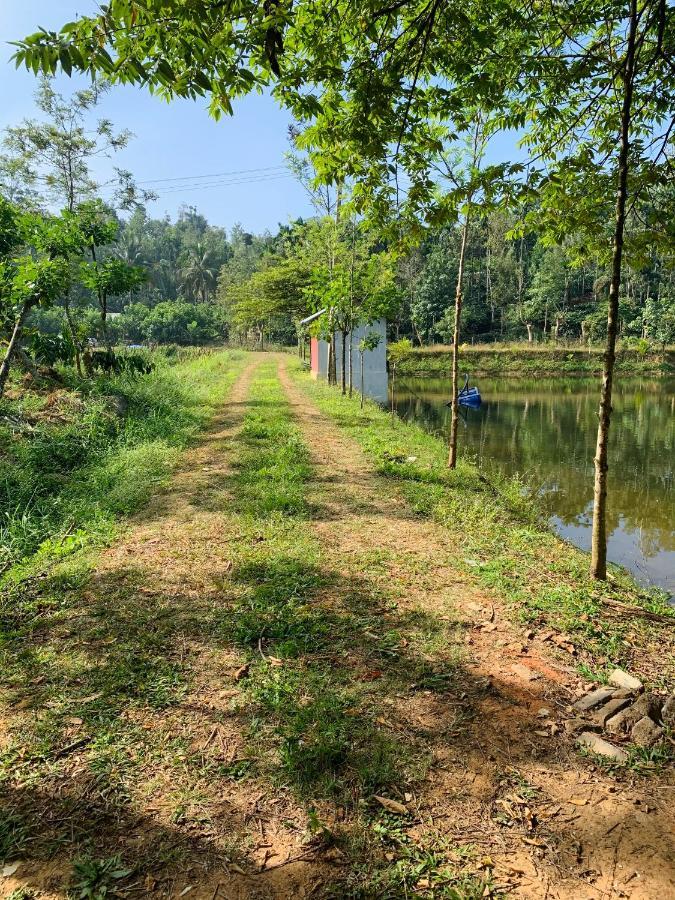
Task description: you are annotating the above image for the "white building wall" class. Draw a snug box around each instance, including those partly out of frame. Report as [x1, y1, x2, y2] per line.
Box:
[316, 319, 388, 404]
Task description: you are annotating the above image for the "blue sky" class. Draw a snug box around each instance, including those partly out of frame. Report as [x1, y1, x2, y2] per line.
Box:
[0, 1, 315, 234]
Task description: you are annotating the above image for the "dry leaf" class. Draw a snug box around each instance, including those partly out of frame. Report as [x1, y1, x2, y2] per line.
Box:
[361, 670, 383, 681]
[522, 838, 547, 847]
[568, 797, 588, 806]
[374, 795, 408, 815]
[1, 863, 20, 877]
[233, 664, 250, 681]
[229, 864, 246, 875]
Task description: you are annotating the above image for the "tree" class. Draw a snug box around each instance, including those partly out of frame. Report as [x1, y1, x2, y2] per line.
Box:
[0, 79, 137, 212]
[76, 200, 145, 348]
[0, 79, 153, 372]
[432, 115, 490, 469]
[180, 242, 219, 303]
[0, 203, 73, 398]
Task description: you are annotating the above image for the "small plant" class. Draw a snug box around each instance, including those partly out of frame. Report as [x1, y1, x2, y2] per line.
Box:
[0, 814, 29, 861]
[71, 854, 133, 899]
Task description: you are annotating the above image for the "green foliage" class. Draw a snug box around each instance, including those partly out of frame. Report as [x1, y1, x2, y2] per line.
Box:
[71, 854, 133, 899]
[359, 331, 381, 354]
[387, 339, 412, 367]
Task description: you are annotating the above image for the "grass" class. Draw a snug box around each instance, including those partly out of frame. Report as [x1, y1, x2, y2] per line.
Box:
[397, 343, 675, 377]
[0, 349, 247, 581]
[289, 359, 675, 686]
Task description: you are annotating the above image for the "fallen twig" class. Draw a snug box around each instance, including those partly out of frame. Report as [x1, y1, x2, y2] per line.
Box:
[599, 597, 674, 625]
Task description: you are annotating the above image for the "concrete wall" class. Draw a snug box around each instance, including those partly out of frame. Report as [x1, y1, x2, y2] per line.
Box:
[314, 319, 388, 404]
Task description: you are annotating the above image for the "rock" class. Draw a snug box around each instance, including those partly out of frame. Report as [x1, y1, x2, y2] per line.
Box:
[564, 717, 598, 735]
[573, 687, 614, 713]
[593, 697, 631, 726]
[608, 668, 643, 693]
[577, 731, 628, 763]
[661, 692, 675, 728]
[611, 688, 634, 700]
[605, 693, 663, 735]
[631, 716, 664, 748]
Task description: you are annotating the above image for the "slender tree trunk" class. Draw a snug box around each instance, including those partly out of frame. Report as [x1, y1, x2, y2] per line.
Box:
[590, 0, 637, 580]
[391, 365, 396, 422]
[360, 352, 364, 409]
[348, 331, 354, 397]
[341, 330, 347, 395]
[448, 211, 471, 469]
[0, 300, 33, 399]
[328, 331, 337, 385]
[63, 292, 83, 377]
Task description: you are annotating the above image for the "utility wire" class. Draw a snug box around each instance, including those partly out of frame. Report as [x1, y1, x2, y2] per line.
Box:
[134, 164, 289, 185]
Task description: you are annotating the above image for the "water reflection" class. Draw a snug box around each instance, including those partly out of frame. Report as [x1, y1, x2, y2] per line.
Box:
[394, 377, 675, 596]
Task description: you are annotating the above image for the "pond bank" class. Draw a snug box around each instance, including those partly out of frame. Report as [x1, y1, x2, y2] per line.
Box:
[397, 345, 674, 377]
[393, 375, 675, 598]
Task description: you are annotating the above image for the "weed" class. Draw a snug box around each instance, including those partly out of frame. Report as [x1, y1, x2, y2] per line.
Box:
[0, 813, 29, 861]
[71, 854, 133, 899]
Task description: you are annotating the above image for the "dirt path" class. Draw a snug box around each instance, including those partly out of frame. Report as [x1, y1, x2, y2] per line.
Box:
[276, 356, 675, 900]
[3, 354, 673, 900]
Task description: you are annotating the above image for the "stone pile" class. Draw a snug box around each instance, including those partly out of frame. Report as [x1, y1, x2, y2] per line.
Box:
[569, 668, 674, 763]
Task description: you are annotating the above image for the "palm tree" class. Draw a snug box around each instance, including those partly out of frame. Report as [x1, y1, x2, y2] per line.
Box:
[180, 243, 218, 303]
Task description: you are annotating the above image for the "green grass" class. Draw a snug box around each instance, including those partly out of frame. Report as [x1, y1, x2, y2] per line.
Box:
[397, 345, 675, 377]
[289, 359, 675, 684]
[0, 349, 246, 582]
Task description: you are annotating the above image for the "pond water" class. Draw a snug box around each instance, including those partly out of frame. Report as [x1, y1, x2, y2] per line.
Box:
[393, 376, 675, 598]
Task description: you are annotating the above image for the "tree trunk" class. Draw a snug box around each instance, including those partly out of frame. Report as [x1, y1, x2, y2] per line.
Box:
[590, 0, 637, 581]
[0, 300, 33, 399]
[348, 330, 353, 398]
[360, 352, 365, 409]
[63, 292, 83, 377]
[390, 365, 396, 421]
[448, 211, 471, 469]
[341, 330, 347, 395]
[526, 322, 533, 342]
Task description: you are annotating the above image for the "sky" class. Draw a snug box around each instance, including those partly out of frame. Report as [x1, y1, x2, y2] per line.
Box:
[0, 1, 316, 235]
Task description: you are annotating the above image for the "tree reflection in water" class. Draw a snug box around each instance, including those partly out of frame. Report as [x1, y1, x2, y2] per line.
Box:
[394, 377, 675, 597]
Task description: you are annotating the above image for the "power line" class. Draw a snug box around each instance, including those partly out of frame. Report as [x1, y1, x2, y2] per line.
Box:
[154, 173, 294, 195]
[134, 164, 289, 185]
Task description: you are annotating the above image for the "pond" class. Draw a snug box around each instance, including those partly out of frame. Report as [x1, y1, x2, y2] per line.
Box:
[393, 376, 675, 598]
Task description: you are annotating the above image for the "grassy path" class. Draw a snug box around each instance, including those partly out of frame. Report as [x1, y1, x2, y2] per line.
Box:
[1, 353, 673, 900]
